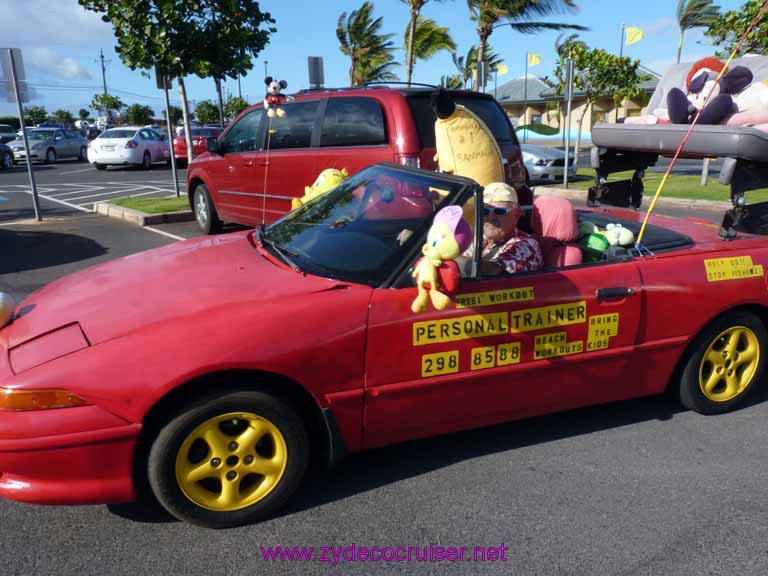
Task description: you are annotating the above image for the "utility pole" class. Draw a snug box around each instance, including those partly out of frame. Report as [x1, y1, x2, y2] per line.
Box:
[97, 48, 110, 95]
[238, 75, 242, 99]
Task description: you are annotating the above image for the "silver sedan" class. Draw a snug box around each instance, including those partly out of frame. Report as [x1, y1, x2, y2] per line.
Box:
[7, 128, 88, 164]
[522, 144, 577, 184]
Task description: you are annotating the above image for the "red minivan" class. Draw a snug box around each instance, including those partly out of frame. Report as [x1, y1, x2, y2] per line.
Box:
[173, 126, 222, 164]
[187, 87, 530, 234]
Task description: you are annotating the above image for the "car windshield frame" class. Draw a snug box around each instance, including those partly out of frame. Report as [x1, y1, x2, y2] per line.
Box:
[261, 163, 477, 287]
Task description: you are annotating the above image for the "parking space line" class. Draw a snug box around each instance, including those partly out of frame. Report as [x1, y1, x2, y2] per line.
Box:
[65, 188, 150, 201]
[143, 226, 185, 241]
[59, 167, 95, 175]
[21, 190, 93, 213]
[49, 187, 107, 198]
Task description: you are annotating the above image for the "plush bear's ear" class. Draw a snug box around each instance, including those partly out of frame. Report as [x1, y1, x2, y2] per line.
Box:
[720, 66, 753, 95]
[430, 88, 456, 119]
[279, 80, 288, 89]
[264, 76, 273, 85]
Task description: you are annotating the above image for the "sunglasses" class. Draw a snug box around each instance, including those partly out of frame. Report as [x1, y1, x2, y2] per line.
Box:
[483, 206, 515, 216]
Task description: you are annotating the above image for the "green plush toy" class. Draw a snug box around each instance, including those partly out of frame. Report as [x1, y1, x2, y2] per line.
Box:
[581, 232, 609, 262]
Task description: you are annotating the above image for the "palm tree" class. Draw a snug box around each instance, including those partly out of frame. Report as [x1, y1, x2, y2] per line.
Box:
[452, 45, 503, 89]
[676, 0, 720, 64]
[402, 0, 453, 85]
[555, 32, 587, 56]
[404, 16, 456, 81]
[337, 2, 399, 86]
[467, 0, 588, 90]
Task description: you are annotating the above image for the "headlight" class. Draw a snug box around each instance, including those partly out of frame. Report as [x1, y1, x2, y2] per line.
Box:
[535, 159, 548, 166]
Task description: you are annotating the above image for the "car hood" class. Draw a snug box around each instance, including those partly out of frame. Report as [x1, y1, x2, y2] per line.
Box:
[8, 137, 51, 148]
[5, 231, 350, 348]
[521, 145, 565, 160]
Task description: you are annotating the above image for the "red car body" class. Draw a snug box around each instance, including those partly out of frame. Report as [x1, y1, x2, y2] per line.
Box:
[186, 88, 530, 227]
[0, 164, 766, 510]
[174, 127, 222, 161]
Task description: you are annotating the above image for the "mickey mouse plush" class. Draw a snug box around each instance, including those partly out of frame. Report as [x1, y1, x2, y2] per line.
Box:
[667, 57, 753, 125]
[263, 76, 288, 118]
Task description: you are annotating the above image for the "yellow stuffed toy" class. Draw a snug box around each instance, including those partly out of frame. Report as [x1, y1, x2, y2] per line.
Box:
[431, 89, 505, 187]
[292, 168, 349, 210]
[411, 206, 472, 313]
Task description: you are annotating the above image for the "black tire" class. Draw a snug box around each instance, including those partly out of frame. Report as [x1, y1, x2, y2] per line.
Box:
[193, 184, 222, 234]
[95, 163, 107, 171]
[678, 310, 767, 415]
[147, 390, 309, 528]
[44, 148, 56, 165]
[142, 151, 152, 170]
[1, 151, 11, 170]
[79, 146, 88, 161]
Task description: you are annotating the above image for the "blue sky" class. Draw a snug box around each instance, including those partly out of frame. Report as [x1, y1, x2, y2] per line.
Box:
[0, 0, 747, 118]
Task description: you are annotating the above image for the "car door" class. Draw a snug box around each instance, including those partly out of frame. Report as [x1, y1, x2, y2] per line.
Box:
[249, 99, 322, 223]
[211, 108, 266, 223]
[363, 232, 643, 449]
[53, 130, 69, 157]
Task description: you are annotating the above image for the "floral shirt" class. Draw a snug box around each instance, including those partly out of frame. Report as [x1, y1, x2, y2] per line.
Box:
[483, 231, 543, 274]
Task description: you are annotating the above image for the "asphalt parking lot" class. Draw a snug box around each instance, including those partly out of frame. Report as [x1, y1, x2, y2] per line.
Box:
[3, 167, 768, 576]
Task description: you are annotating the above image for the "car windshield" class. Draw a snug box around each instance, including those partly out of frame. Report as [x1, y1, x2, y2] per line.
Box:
[26, 130, 55, 141]
[99, 129, 136, 139]
[263, 165, 467, 285]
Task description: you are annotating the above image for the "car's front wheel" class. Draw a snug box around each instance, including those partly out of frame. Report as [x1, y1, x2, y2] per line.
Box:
[44, 148, 56, 164]
[1, 151, 11, 170]
[678, 310, 767, 414]
[79, 146, 88, 161]
[147, 391, 309, 528]
[193, 184, 222, 234]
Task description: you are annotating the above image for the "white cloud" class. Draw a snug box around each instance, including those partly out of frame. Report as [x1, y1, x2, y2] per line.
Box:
[25, 48, 92, 80]
[0, 1, 112, 47]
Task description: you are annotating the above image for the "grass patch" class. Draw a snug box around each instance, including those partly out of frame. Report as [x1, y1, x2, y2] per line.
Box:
[516, 124, 559, 136]
[556, 169, 768, 203]
[111, 195, 189, 214]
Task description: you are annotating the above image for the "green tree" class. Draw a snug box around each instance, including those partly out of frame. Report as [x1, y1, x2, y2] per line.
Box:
[24, 106, 48, 126]
[91, 93, 124, 116]
[440, 75, 464, 88]
[53, 109, 75, 125]
[125, 104, 155, 125]
[78, 108, 90, 121]
[195, 100, 219, 124]
[452, 45, 502, 89]
[224, 96, 249, 119]
[676, 0, 720, 63]
[555, 44, 649, 157]
[704, 0, 766, 57]
[404, 16, 456, 79]
[467, 0, 587, 91]
[78, 0, 275, 161]
[337, 2, 398, 85]
[402, 0, 453, 85]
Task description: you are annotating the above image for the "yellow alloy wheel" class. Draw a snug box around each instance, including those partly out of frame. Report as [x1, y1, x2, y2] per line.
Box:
[175, 412, 288, 512]
[698, 326, 760, 403]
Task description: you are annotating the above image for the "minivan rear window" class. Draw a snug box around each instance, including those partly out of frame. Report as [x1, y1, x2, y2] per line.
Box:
[406, 94, 517, 148]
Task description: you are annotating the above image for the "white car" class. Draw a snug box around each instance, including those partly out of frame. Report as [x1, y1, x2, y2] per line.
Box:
[521, 144, 577, 184]
[87, 126, 170, 170]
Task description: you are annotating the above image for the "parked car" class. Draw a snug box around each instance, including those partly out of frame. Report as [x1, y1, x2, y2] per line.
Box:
[1, 162, 766, 528]
[186, 87, 530, 234]
[0, 125, 17, 144]
[7, 129, 88, 164]
[521, 144, 577, 183]
[173, 127, 221, 164]
[87, 126, 170, 170]
[176, 120, 202, 136]
[84, 127, 102, 141]
[0, 143, 13, 170]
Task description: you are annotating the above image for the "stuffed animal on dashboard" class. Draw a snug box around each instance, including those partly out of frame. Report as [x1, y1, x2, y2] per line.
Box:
[411, 206, 472, 314]
[667, 57, 753, 125]
[263, 76, 288, 118]
[292, 168, 349, 210]
[430, 89, 505, 187]
[602, 223, 635, 247]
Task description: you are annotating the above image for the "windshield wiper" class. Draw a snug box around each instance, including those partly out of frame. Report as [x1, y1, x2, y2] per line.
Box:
[255, 225, 301, 272]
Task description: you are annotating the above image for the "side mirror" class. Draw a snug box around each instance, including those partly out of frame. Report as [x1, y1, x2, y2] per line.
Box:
[206, 136, 219, 154]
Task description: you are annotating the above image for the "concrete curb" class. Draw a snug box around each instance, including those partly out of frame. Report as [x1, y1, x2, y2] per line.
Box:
[533, 185, 732, 213]
[95, 202, 194, 226]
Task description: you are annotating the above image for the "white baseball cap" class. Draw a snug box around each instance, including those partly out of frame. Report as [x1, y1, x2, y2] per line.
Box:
[483, 182, 518, 204]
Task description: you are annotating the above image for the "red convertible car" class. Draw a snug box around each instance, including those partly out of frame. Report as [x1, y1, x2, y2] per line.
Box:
[0, 163, 766, 528]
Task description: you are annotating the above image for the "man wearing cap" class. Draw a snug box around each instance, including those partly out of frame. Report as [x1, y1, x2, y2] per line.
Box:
[479, 182, 543, 275]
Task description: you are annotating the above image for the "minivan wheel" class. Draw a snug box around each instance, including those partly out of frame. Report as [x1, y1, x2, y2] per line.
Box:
[194, 184, 222, 234]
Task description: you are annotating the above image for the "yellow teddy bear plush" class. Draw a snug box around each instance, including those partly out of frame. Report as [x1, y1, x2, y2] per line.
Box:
[292, 168, 349, 210]
[431, 89, 505, 187]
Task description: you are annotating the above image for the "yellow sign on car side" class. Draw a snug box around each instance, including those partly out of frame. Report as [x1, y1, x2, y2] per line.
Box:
[587, 313, 620, 351]
[510, 301, 587, 333]
[704, 256, 764, 282]
[455, 287, 535, 309]
[413, 313, 509, 346]
[421, 351, 460, 377]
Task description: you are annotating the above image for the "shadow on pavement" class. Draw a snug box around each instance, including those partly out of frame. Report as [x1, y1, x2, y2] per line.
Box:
[106, 502, 177, 524]
[0, 228, 107, 273]
[1, 165, 57, 175]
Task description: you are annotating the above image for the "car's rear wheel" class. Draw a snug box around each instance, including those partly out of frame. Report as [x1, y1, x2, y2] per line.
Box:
[678, 310, 767, 414]
[79, 146, 88, 161]
[94, 163, 107, 171]
[1, 151, 11, 170]
[142, 151, 152, 170]
[193, 184, 222, 234]
[147, 391, 309, 528]
[45, 148, 56, 164]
